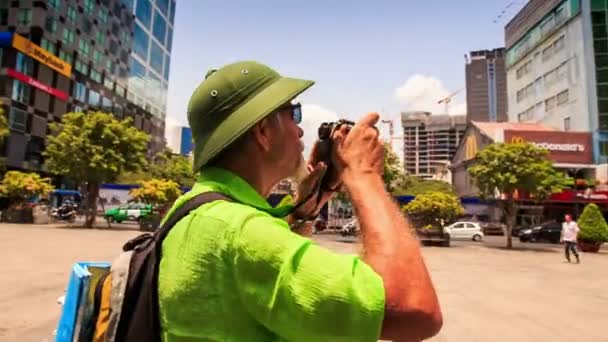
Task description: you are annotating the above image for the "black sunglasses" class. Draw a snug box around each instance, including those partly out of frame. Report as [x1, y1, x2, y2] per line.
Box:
[278, 103, 302, 124]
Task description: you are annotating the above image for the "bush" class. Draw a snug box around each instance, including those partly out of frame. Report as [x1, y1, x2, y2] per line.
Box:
[577, 203, 608, 243]
[0, 171, 54, 205]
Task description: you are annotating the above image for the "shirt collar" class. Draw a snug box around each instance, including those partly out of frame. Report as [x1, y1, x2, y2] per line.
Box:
[193, 166, 294, 218]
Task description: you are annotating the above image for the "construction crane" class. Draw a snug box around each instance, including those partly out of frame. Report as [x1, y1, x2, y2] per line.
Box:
[437, 87, 464, 114]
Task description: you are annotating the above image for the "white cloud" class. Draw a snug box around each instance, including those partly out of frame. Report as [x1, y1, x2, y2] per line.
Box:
[394, 74, 465, 115]
[300, 104, 339, 156]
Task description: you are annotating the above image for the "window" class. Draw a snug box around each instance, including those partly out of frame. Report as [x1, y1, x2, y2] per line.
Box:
[134, 23, 149, 59]
[73, 82, 87, 102]
[73, 104, 84, 113]
[96, 31, 106, 45]
[91, 69, 102, 83]
[116, 84, 126, 98]
[16, 53, 34, 76]
[152, 11, 167, 44]
[0, 9, 7, 26]
[516, 60, 531, 80]
[564, 117, 571, 131]
[99, 7, 108, 24]
[79, 40, 90, 56]
[75, 59, 89, 75]
[62, 28, 75, 45]
[59, 50, 73, 64]
[82, 18, 93, 34]
[166, 27, 173, 51]
[104, 78, 114, 91]
[157, 0, 169, 15]
[17, 9, 32, 26]
[89, 90, 101, 106]
[121, 30, 130, 44]
[84, 0, 95, 15]
[164, 55, 170, 80]
[107, 59, 115, 74]
[150, 41, 163, 74]
[601, 140, 608, 157]
[67, 6, 77, 22]
[545, 96, 557, 112]
[102, 97, 113, 112]
[93, 50, 104, 64]
[9, 108, 27, 132]
[540, 15, 555, 38]
[169, 0, 176, 23]
[45, 17, 57, 33]
[48, 0, 60, 9]
[12, 80, 31, 104]
[40, 38, 57, 55]
[557, 90, 569, 106]
[136, 0, 152, 28]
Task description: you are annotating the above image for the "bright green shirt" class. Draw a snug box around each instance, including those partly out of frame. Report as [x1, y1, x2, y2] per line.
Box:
[158, 167, 385, 342]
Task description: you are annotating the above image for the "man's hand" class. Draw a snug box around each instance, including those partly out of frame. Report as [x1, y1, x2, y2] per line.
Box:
[332, 112, 384, 186]
[292, 161, 330, 219]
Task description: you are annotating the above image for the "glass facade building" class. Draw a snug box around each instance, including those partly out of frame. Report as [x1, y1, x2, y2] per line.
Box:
[0, 0, 176, 173]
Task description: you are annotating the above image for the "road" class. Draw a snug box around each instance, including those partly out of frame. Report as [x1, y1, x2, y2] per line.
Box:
[1, 224, 607, 341]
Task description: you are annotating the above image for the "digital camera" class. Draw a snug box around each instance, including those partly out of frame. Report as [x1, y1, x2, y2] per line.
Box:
[316, 119, 354, 190]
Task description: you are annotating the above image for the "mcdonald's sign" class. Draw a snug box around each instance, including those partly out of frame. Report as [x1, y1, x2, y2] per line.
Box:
[504, 130, 592, 164]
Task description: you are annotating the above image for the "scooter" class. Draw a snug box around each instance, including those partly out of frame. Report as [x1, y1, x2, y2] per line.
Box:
[50, 201, 78, 223]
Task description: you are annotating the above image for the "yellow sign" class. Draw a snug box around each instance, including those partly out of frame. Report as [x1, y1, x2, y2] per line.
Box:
[465, 135, 477, 160]
[12, 34, 72, 77]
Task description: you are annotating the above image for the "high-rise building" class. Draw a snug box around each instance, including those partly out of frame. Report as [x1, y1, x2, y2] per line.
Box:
[0, 0, 175, 175]
[505, 0, 608, 164]
[465, 48, 508, 122]
[401, 111, 466, 179]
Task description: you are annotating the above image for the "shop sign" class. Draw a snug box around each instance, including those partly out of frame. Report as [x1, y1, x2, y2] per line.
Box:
[6, 68, 69, 101]
[12, 34, 72, 77]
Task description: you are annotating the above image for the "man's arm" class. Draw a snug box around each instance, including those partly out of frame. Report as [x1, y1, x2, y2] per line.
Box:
[346, 173, 442, 341]
[334, 113, 442, 341]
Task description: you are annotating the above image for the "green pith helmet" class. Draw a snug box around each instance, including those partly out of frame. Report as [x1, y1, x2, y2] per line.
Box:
[187, 61, 315, 170]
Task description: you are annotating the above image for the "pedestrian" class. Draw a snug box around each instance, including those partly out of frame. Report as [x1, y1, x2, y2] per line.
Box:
[561, 214, 581, 263]
[157, 61, 442, 341]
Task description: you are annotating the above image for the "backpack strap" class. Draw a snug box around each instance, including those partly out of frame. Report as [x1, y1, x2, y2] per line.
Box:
[123, 192, 232, 252]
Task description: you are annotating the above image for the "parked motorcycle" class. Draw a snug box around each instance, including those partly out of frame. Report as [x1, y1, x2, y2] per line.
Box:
[50, 201, 79, 223]
[339, 219, 359, 237]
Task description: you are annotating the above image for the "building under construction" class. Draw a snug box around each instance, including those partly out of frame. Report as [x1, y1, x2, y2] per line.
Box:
[401, 111, 467, 179]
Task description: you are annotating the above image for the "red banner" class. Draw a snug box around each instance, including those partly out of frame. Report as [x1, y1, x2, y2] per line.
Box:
[6, 68, 68, 101]
[549, 189, 608, 203]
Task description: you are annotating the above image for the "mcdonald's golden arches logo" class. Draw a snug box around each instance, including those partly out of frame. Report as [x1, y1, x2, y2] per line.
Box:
[465, 135, 477, 159]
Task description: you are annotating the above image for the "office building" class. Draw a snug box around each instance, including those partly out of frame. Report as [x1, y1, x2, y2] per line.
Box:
[0, 0, 175, 173]
[505, 0, 608, 164]
[465, 48, 508, 122]
[401, 111, 466, 179]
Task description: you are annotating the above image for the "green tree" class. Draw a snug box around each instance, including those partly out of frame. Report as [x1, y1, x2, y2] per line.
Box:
[0, 171, 54, 205]
[402, 191, 464, 229]
[383, 142, 405, 193]
[118, 148, 197, 187]
[395, 176, 455, 196]
[129, 179, 182, 215]
[44, 112, 149, 227]
[577, 203, 608, 244]
[0, 103, 9, 170]
[150, 148, 197, 187]
[468, 142, 572, 248]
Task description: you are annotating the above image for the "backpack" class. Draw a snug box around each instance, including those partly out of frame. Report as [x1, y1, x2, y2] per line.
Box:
[90, 192, 231, 342]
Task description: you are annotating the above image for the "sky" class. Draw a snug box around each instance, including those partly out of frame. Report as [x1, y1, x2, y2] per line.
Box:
[166, 0, 527, 154]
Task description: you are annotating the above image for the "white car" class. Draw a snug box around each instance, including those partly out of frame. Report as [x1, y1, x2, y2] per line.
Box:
[443, 221, 484, 241]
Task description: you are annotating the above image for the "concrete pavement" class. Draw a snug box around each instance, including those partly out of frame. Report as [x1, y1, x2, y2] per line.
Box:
[1, 224, 607, 341]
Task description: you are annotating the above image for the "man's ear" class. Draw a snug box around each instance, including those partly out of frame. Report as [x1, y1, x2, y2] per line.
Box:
[251, 117, 274, 152]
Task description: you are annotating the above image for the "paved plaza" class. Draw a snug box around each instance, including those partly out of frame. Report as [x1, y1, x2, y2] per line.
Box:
[0, 223, 607, 341]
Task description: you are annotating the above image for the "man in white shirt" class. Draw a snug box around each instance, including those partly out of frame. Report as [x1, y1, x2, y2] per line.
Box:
[561, 214, 580, 264]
